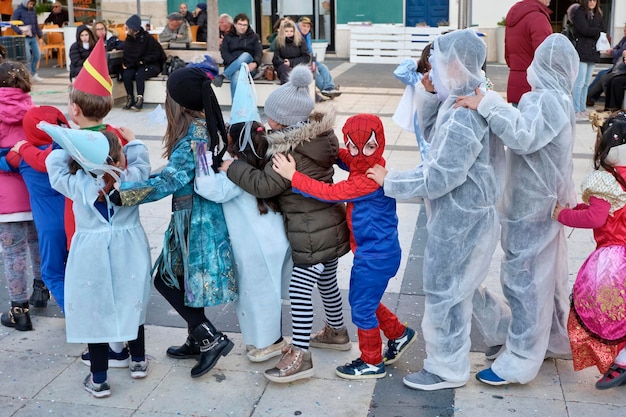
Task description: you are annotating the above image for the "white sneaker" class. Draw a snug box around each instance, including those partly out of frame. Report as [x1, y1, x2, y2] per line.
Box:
[32, 74, 44, 82]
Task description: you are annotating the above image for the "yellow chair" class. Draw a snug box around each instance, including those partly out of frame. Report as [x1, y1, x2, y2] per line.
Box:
[40, 28, 65, 67]
[112, 26, 127, 42]
[190, 25, 198, 42]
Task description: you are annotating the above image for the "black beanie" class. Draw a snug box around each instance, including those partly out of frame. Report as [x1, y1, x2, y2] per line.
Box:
[167, 67, 228, 170]
[125, 14, 142, 32]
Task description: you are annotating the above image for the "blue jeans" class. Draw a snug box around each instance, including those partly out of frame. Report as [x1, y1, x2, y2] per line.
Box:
[24, 36, 40, 75]
[573, 62, 595, 112]
[315, 61, 335, 91]
[223, 52, 255, 98]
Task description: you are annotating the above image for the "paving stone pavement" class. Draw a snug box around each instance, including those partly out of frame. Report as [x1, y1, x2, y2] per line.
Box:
[0, 58, 624, 417]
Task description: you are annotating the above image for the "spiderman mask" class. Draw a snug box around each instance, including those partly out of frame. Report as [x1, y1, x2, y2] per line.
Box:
[342, 114, 386, 173]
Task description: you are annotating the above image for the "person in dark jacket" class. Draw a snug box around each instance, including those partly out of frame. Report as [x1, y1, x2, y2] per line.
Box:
[11, 0, 43, 81]
[43, 2, 69, 27]
[571, 0, 605, 118]
[272, 19, 310, 84]
[193, 3, 207, 42]
[179, 3, 195, 25]
[121, 14, 166, 111]
[504, 0, 552, 105]
[214, 13, 263, 98]
[587, 24, 626, 106]
[69, 25, 97, 80]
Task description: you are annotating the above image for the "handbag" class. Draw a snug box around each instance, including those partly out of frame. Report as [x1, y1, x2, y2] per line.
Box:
[596, 32, 610, 52]
[263, 65, 276, 81]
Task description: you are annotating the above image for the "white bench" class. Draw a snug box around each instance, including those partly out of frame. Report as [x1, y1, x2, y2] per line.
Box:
[349, 24, 450, 64]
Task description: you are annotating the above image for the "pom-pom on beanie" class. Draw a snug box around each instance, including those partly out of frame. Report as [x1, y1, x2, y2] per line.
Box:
[125, 14, 142, 32]
[264, 65, 314, 127]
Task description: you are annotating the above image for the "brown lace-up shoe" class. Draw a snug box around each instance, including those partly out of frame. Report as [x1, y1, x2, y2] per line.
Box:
[310, 322, 351, 351]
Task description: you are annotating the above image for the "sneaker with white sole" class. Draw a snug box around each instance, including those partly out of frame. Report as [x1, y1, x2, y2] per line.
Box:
[32, 73, 44, 82]
[310, 322, 351, 351]
[264, 344, 314, 383]
[475, 367, 511, 386]
[83, 374, 111, 398]
[383, 326, 417, 365]
[485, 344, 505, 360]
[403, 369, 467, 391]
[129, 360, 149, 379]
[247, 339, 288, 362]
[81, 346, 130, 368]
[336, 358, 386, 380]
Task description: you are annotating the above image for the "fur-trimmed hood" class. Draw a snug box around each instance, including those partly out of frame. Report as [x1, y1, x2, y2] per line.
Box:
[265, 108, 336, 159]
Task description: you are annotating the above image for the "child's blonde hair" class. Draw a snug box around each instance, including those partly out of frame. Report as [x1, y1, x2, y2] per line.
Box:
[275, 18, 303, 49]
[0, 61, 31, 92]
[68, 85, 113, 121]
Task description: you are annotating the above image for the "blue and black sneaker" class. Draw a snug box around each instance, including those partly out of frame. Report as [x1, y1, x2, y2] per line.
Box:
[336, 358, 386, 380]
[383, 326, 417, 365]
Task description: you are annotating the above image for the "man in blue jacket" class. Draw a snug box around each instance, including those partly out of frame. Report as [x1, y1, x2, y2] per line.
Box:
[11, 0, 43, 81]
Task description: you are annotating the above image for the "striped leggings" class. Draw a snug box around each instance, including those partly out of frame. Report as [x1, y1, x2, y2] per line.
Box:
[290, 258, 344, 350]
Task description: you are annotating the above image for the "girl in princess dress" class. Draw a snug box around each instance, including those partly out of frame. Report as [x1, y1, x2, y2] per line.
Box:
[553, 112, 626, 390]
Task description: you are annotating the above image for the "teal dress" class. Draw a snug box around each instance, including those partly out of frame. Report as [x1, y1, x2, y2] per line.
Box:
[118, 120, 237, 308]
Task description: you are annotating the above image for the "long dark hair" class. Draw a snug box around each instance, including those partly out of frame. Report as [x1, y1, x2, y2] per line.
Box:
[580, 0, 602, 17]
[594, 112, 626, 190]
[227, 121, 280, 214]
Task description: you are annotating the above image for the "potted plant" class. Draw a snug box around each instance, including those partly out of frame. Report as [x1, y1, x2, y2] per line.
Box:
[35, 2, 53, 25]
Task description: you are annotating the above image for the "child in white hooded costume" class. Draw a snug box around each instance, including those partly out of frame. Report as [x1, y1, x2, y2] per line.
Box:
[456, 33, 579, 385]
[194, 63, 292, 362]
[368, 28, 505, 390]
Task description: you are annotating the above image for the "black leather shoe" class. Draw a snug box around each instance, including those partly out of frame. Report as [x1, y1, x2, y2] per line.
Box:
[30, 279, 50, 308]
[167, 335, 201, 359]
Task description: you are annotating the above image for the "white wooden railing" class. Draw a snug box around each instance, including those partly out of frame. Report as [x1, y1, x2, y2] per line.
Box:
[349, 24, 451, 64]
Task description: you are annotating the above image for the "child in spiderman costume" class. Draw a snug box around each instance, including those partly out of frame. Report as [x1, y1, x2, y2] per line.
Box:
[6, 106, 70, 311]
[272, 113, 416, 379]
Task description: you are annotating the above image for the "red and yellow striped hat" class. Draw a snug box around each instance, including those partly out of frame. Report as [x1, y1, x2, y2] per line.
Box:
[73, 37, 113, 96]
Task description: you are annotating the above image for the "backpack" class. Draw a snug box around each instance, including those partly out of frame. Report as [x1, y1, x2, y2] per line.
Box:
[561, 20, 578, 47]
[162, 55, 187, 76]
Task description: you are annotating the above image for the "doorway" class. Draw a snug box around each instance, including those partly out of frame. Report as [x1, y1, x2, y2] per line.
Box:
[255, 0, 335, 51]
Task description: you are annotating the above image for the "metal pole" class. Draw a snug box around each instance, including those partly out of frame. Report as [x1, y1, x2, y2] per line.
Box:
[67, 0, 74, 24]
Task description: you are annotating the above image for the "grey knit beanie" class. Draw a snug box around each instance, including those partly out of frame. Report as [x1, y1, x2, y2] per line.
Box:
[264, 65, 314, 126]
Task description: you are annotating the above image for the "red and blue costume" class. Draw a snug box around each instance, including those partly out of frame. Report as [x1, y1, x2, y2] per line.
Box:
[290, 114, 405, 365]
[1, 106, 69, 310]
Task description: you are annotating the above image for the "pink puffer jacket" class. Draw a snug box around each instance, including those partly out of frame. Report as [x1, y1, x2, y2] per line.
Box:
[0, 87, 34, 216]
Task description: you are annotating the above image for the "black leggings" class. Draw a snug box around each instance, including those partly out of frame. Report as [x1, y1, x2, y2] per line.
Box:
[88, 325, 145, 374]
[154, 273, 208, 330]
[122, 64, 161, 96]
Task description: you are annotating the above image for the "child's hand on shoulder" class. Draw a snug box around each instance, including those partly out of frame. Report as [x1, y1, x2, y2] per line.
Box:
[456, 87, 484, 110]
[552, 202, 567, 221]
[366, 164, 387, 187]
[218, 158, 236, 172]
[11, 140, 27, 153]
[117, 126, 136, 142]
[272, 153, 296, 180]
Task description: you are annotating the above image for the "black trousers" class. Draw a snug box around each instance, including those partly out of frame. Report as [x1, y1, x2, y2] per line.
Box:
[88, 324, 145, 374]
[122, 64, 161, 96]
[154, 273, 208, 330]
